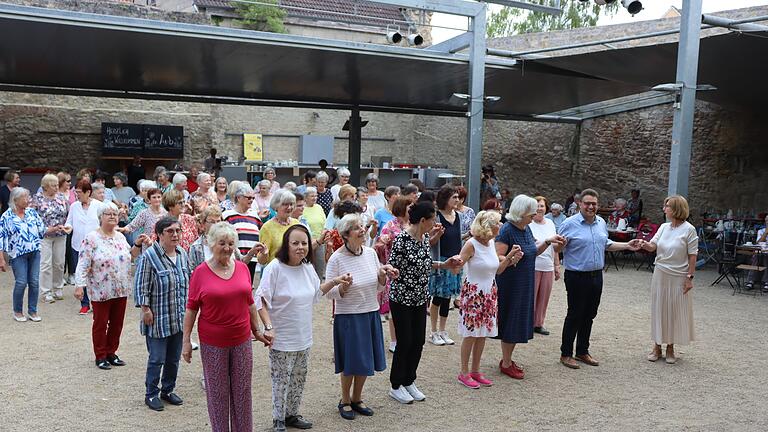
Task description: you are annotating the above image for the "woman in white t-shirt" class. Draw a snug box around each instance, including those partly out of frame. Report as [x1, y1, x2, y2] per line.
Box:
[256, 225, 351, 432]
[528, 196, 560, 336]
[638, 195, 698, 365]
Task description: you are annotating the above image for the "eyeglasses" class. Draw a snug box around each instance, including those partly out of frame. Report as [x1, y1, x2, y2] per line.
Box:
[243, 196, 255, 201]
[102, 212, 118, 217]
[582, 202, 598, 207]
[163, 228, 182, 234]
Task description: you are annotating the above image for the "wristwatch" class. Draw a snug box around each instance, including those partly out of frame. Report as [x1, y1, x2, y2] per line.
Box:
[264, 324, 273, 331]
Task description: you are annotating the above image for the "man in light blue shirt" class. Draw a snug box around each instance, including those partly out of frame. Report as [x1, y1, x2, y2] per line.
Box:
[556, 188, 640, 370]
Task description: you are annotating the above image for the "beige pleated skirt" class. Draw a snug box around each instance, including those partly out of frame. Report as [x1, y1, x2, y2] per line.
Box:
[650, 269, 695, 345]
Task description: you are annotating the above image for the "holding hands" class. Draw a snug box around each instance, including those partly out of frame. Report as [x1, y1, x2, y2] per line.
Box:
[506, 245, 524, 264]
[335, 273, 354, 297]
[379, 264, 400, 280]
[250, 242, 268, 256]
[135, 234, 153, 248]
[547, 235, 567, 247]
[627, 239, 644, 251]
[443, 254, 464, 269]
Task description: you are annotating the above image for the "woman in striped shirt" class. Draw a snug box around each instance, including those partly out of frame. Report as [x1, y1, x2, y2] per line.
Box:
[222, 182, 263, 278]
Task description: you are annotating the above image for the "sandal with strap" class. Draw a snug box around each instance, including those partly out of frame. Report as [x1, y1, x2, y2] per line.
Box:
[338, 402, 355, 420]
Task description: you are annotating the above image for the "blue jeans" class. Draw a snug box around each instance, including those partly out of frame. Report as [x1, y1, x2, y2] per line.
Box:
[70, 248, 90, 307]
[10, 251, 40, 315]
[145, 332, 183, 399]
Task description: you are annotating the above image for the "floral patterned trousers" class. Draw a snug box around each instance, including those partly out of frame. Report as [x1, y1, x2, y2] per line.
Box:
[269, 348, 310, 421]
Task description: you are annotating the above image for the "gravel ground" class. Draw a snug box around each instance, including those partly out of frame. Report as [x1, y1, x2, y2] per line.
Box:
[1, 263, 767, 432]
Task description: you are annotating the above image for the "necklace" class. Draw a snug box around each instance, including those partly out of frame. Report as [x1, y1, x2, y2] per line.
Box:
[276, 217, 291, 226]
[344, 242, 363, 256]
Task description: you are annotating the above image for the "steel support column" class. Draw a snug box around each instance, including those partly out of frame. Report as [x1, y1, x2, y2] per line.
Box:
[348, 107, 363, 187]
[466, 6, 487, 211]
[668, 0, 703, 198]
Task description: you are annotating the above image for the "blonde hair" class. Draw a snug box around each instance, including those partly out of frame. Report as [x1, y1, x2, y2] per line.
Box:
[40, 173, 59, 191]
[196, 205, 222, 226]
[339, 184, 357, 201]
[470, 210, 501, 239]
[665, 195, 689, 221]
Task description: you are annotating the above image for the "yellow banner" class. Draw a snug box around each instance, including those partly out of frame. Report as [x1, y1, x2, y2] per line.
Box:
[243, 133, 263, 161]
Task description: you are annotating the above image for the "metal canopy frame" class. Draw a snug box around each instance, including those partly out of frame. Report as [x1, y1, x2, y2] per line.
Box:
[536, 91, 676, 121]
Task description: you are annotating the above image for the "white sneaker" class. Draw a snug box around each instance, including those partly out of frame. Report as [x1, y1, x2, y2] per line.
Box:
[404, 383, 426, 401]
[191, 341, 200, 351]
[388, 386, 414, 404]
[44, 295, 55, 304]
[439, 331, 455, 345]
[429, 332, 445, 346]
[389, 341, 397, 353]
[54, 290, 64, 300]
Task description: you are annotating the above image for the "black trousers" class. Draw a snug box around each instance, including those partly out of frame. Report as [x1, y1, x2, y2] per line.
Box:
[389, 301, 427, 389]
[560, 270, 603, 357]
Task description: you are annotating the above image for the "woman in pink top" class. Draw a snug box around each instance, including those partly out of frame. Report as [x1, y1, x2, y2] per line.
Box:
[182, 222, 271, 432]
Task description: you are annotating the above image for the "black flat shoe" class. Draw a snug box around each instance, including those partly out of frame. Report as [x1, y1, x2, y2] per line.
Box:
[107, 354, 126, 366]
[145, 396, 164, 411]
[337, 402, 356, 420]
[285, 415, 313, 429]
[351, 401, 374, 416]
[160, 392, 183, 405]
[534, 327, 550, 336]
[95, 359, 112, 370]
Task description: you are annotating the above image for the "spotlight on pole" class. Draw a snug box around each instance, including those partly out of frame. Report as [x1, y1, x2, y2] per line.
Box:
[386, 30, 402, 44]
[621, 0, 642, 15]
[406, 33, 424, 46]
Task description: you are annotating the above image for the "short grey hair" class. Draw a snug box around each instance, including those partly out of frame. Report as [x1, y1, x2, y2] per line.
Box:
[304, 186, 317, 196]
[97, 201, 119, 222]
[233, 182, 254, 200]
[270, 189, 296, 209]
[264, 167, 276, 176]
[551, 203, 564, 212]
[112, 172, 128, 184]
[138, 180, 157, 192]
[283, 182, 297, 191]
[506, 194, 538, 223]
[615, 198, 627, 208]
[257, 179, 271, 188]
[172, 173, 187, 185]
[316, 171, 329, 183]
[337, 167, 351, 177]
[91, 182, 105, 193]
[207, 221, 239, 246]
[196, 172, 211, 184]
[365, 173, 378, 184]
[337, 213, 363, 239]
[9, 187, 30, 212]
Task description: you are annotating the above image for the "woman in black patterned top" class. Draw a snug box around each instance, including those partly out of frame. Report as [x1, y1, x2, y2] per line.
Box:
[386, 201, 462, 405]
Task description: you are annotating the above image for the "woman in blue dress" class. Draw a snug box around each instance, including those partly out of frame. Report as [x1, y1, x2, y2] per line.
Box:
[494, 195, 566, 380]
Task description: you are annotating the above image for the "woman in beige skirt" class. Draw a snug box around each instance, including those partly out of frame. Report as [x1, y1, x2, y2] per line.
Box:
[638, 195, 698, 364]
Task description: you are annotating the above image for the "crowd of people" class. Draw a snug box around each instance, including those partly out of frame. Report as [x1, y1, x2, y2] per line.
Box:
[0, 162, 699, 431]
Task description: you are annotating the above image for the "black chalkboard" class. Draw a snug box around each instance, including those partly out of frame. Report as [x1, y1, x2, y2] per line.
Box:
[102, 123, 144, 156]
[101, 122, 184, 158]
[144, 125, 183, 157]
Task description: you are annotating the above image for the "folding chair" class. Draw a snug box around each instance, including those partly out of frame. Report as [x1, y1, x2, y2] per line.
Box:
[634, 222, 659, 271]
[696, 226, 719, 268]
[710, 231, 739, 289]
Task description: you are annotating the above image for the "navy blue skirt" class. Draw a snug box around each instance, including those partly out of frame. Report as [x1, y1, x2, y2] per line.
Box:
[333, 311, 387, 376]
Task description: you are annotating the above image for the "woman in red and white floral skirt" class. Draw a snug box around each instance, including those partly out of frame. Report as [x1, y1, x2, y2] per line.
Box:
[455, 210, 519, 389]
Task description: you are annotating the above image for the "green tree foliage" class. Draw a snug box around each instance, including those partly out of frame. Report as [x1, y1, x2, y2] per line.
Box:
[234, 0, 287, 33]
[487, 0, 619, 38]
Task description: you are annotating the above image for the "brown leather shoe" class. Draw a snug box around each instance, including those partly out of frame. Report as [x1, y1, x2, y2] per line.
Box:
[560, 356, 580, 369]
[575, 354, 600, 366]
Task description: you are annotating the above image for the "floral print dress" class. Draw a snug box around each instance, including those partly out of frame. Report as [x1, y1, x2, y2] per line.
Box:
[458, 237, 499, 338]
[74, 230, 132, 302]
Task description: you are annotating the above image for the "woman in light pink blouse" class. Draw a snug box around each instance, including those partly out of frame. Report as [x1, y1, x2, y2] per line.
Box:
[75, 205, 145, 370]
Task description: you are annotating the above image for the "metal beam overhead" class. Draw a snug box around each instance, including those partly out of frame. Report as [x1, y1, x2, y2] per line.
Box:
[701, 14, 768, 32]
[481, 0, 562, 15]
[668, 0, 703, 198]
[372, 0, 483, 16]
[428, 31, 472, 53]
[538, 91, 676, 120]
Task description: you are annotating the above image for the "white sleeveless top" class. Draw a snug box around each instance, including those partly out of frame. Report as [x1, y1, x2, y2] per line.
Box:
[463, 237, 500, 289]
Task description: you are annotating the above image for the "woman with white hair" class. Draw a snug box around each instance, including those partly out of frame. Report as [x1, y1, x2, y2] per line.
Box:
[316, 171, 334, 216]
[326, 214, 399, 420]
[30, 173, 70, 303]
[0, 187, 48, 322]
[223, 182, 264, 278]
[610, 198, 630, 225]
[494, 194, 565, 380]
[182, 222, 272, 432]
[364, 174, 386, 214]
[454, 211, 505, 389]
[75, 204, 145, 369]
[545, 203, 566, 231]
[127, 180, 157, 225]
[254, 179, 273, 213]
[172, 173, 189, 201]
[283, 182, 297, 191]
[330, 167, 351, 202]
[257, 189, 299, 265]
[155, 169, 172, 194]
[264, 167, 280, 193]
[190, 173, 218, 205]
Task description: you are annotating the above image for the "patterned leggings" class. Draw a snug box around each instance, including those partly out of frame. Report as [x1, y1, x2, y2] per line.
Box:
[200, 341, 253, 432]
[269, 348, 310, 421]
